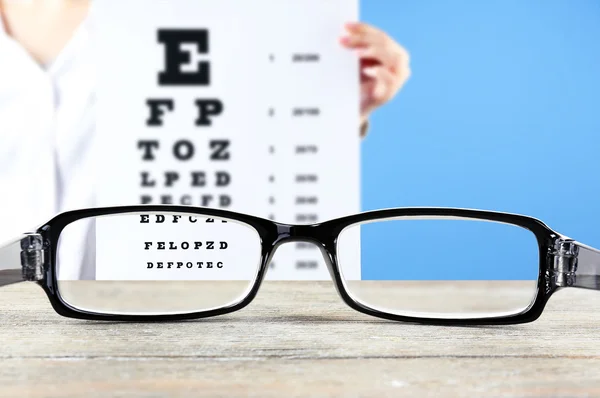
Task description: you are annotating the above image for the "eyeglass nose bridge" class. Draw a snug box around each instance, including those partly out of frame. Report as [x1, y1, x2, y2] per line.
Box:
[268, 223, 339, 283]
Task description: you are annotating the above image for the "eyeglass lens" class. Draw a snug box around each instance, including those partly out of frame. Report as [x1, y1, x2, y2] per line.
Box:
[56, 212, 263, 315]
[337, 217, 540, 319]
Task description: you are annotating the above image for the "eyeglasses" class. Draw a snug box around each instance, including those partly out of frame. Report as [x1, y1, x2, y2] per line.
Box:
[1, 205, 598, 325]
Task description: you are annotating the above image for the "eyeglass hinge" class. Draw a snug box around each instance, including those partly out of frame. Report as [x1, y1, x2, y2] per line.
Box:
[20, 233, 45, 282]
[548, 238, 578, 288]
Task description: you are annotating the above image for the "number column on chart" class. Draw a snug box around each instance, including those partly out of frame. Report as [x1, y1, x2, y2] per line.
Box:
[265, 48, 331, 280]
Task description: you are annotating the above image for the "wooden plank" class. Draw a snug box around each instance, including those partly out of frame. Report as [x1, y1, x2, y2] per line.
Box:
[2, 358, 600, 398]
[1, 281, 599, 397]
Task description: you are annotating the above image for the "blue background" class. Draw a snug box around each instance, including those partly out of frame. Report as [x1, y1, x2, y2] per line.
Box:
[359, 0, 600, 279]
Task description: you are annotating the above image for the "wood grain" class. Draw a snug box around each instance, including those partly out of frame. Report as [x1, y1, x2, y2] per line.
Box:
[1, 281, 600, 397]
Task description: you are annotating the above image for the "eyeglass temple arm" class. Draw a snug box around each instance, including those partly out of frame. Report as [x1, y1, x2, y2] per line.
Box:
[0, 234, 44, 288]
[557, 240, 600, 290]
[572, 241, 600, 290]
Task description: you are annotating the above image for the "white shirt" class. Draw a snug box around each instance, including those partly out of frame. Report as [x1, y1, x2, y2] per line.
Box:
[0, 17, 95, 234]
[0, 16, 96, 278]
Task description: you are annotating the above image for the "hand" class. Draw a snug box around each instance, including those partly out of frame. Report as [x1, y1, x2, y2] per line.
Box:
[340, 22, 411, 125]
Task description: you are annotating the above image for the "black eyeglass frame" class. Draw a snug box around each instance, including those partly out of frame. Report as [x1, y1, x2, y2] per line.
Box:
[1, 205, 598, 325]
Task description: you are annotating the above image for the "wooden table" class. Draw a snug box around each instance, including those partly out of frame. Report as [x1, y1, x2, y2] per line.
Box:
[1, 281, 599, 397]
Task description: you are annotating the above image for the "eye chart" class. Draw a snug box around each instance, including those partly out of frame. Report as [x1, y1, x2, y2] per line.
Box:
[90, 0, 362, 280]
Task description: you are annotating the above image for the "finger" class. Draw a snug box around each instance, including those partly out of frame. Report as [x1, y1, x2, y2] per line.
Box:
[358, 42, 409, 72]
[344, 22, 388, 42]
[362, 66, 397, 106]
[339, 30, 385, 49]
[340, 27, 411, 77]
[339, 23, 388, 49]
[363, 56, 410, 93]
